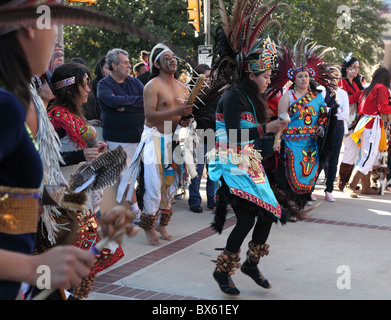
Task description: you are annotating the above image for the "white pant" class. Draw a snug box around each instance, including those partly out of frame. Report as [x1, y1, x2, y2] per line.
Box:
[142, 130, 180, 216]
[106, 141, 139, 168]
[356, 128, 381, 175]
[341, 134, 360, 165]
[115, 126, 182, 215]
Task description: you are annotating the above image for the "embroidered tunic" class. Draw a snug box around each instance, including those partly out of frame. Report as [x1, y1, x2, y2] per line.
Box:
[281, 91, 327, 194]
[208, 87, 282, 220]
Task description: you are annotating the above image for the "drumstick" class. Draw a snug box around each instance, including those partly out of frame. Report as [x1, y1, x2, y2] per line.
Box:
[187, 73, 206, 105]
[180, 74, 207, 122]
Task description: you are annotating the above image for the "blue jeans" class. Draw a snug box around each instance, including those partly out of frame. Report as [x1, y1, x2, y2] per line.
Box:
[188, 144, 216, 208]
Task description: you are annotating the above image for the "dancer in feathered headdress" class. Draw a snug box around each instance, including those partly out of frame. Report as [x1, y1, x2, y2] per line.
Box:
[205, 0, 294, 296]
[268, 35, 336, 98]
[268, 34, 336, 212]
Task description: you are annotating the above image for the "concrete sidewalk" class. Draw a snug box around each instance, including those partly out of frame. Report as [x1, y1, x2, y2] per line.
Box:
[86, 177, 391, 301]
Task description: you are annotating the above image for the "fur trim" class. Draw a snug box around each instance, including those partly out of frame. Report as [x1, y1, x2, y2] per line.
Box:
[211, 180, 231, 234]
[61, 192, 87, 211]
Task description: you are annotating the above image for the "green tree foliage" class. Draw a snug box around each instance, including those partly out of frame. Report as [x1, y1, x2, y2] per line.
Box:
[64, 0, 204, 72]
[64, 0, 388, 75]
[270, 0, 388, 66]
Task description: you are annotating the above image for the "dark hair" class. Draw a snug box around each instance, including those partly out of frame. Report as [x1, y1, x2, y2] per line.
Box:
[71, 57, 87, 66]
[232, 53, 270, 123]
[149, 48, 164, 80]
[192, 64, 211, 78]
[362, 66, 391, 99]
[140, 50, 149, 60]
[189, 64, 211, 86]
[0, 31, 31, 111]
[48, 62, 91, 117]
[133, 62, 147, 74]
[341, 56, 364, 91]
[236, 72, 270, 124]
[341, 56, 359, 76]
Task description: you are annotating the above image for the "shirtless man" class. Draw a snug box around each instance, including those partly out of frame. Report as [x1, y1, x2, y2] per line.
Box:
[144, 47, 192, 132]
[137, 43, 192, 245]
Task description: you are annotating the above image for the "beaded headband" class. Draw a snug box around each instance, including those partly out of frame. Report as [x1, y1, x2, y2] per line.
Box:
[287, 66, 316, 80]
[53, 76, 75, 90]
[53, 73, 88, 91]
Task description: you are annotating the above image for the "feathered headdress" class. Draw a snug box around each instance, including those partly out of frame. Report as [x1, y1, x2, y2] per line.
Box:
[213, 0, 288, 80]
[189, 1, 288, 126]
[268, 35, 336, 97]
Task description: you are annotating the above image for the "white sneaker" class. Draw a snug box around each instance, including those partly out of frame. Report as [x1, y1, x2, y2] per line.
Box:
[306, 201, 312, 206]
[325, 192, 335, 202]
[132, 209, 141, 226]
[311, 194, 317, 201]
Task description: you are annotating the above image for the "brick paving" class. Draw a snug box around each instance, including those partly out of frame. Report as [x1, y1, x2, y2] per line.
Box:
[90, 211, 391, 300]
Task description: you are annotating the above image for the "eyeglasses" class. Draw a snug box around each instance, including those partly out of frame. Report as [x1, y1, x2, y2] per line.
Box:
[348, 67, 359, 70]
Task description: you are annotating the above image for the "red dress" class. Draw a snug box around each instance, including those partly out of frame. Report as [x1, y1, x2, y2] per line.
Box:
[338, 78, 362, 105]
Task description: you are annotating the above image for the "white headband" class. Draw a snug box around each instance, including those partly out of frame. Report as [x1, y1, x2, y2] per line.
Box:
[154, 48, 172, 64]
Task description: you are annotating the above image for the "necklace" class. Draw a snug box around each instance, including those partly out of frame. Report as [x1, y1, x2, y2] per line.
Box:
[25, 123, 39, 151]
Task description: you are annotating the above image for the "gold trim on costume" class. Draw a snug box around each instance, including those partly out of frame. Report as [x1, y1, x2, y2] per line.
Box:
[0, 186, 40, 234]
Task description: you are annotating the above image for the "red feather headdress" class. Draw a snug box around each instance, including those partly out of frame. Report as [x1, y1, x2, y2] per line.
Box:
[269, 35, 336, 97]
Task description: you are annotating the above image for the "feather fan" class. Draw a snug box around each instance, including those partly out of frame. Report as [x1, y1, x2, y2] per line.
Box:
[69, 145, 127, 193]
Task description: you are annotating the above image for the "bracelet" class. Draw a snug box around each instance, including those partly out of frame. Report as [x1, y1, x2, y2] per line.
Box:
[274, 139, 281, 143]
